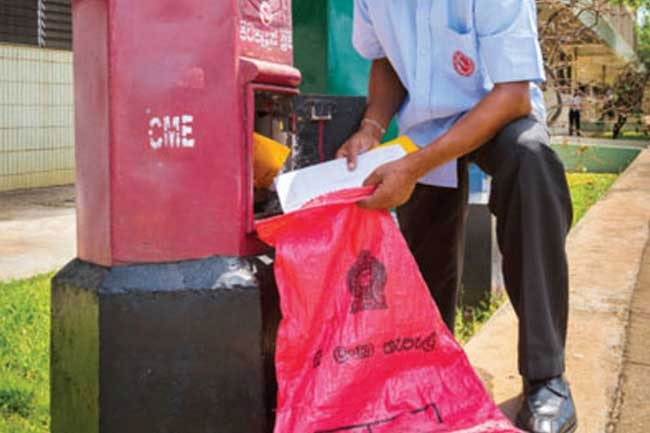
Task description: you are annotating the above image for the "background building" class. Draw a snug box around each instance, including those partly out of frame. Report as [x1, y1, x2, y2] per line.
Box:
[0, 0, 73, 192]
[539, 1, 640, 133]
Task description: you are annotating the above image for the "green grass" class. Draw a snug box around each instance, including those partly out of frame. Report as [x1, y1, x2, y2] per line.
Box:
[0, 173, 619, 428]
[567, 173, 618, 226]
[455, 294, 505, 344]
[0, 273, 51, 433]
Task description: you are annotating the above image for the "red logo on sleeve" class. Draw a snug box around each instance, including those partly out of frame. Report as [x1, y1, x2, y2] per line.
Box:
[453, 51, 475, 77]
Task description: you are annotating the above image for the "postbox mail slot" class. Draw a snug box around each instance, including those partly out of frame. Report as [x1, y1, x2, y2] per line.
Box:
[244, 84, 298, 247]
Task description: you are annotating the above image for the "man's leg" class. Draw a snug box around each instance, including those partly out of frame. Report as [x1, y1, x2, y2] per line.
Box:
[472, 115, 572, 378]
[396, 163, 468, 334]
[471, 116, 576, 432]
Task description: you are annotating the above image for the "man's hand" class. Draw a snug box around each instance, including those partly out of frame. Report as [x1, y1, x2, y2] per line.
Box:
[358, 156, 419, 210]
[336, 124, 383, 170]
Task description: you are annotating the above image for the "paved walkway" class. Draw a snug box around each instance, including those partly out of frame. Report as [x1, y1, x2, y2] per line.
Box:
[0, 185, 76, 282]
[466, 149, 650, 432]
[613, 239, 650, 433]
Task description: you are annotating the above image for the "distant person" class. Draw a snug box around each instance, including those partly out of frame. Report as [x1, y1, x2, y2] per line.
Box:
[568, 92, 582, 136]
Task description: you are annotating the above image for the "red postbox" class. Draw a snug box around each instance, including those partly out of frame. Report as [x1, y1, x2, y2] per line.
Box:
[53, 2, 371, 431]
[52, 2, 310, 433]
[74, 0, 301, 265]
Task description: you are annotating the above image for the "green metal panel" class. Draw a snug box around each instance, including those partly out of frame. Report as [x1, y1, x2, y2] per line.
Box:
[293, 0, 328, 94]
[293, 0, 369, 96]
[326, 0, 370, 96]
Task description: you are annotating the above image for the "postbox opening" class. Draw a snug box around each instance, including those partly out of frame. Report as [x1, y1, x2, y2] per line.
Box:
[252, 89, 295, 221]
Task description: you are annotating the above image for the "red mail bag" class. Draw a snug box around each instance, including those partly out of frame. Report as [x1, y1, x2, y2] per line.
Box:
[257, 187, 521, 433]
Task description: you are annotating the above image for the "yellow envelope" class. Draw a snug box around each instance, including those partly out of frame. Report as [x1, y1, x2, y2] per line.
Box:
[377, 135, 419, 154]
[253, 133, 291, 189]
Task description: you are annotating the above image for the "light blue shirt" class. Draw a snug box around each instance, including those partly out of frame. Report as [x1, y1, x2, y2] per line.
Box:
[353, 0, 547, 188]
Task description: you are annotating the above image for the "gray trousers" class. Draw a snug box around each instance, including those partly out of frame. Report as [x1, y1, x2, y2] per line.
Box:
[397, 116, 573, 380]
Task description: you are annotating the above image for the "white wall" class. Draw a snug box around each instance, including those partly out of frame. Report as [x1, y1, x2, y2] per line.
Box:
[0, 43, 75, 192]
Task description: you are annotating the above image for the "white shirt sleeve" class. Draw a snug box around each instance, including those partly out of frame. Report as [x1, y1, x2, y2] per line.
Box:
[475, 0, 546, 83]
[352, 0, 386, 60]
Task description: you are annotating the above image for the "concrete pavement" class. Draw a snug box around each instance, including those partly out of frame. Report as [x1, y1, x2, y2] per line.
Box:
[465, 149, 650, 432]
[613, 239, 650, 433]
[0, 185, 76, 281]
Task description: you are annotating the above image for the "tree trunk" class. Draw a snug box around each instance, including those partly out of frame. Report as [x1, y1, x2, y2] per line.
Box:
[612, 115, 627, 139]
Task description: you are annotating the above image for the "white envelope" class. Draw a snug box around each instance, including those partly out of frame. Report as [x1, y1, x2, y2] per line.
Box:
[274, 145, 407, 213]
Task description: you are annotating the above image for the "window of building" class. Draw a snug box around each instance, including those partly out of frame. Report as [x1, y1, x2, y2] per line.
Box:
[0, 0, 72, 50]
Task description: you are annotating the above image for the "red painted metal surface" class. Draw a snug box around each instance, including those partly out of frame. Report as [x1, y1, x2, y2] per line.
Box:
[73, 0, 300, 265]
[239, 0, 293, 65]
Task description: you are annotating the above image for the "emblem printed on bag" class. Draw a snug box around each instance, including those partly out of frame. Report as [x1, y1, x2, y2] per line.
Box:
[348, 250, 388, 314]
[453, 50, 475, 77]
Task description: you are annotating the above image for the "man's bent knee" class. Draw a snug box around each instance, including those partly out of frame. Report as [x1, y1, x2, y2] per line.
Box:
[474, 115, 550, 174]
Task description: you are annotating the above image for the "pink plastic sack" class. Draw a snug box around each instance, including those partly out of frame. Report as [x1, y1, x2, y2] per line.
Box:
[257, 187, 521, 433]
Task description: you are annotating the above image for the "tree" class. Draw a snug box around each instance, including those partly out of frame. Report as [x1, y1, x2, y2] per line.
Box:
[606, 8, 650, 138]
[537, 0, 650, 137]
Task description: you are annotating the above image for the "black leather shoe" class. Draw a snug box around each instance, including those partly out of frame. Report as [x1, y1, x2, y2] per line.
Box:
[515, 376, 577, 433]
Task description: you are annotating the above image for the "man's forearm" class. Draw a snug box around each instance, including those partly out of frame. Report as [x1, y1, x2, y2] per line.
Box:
[362, 58, 406, 139]
[405, 82, 532, 178]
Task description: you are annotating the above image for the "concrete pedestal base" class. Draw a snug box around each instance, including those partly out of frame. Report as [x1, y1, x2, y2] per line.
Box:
[461, 204, 503, 307]
[51, 256, 280, 433]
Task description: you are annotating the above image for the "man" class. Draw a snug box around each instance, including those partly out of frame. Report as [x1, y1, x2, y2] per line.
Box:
[568, 91, 582, 136]
[336, 1, 576, 432]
